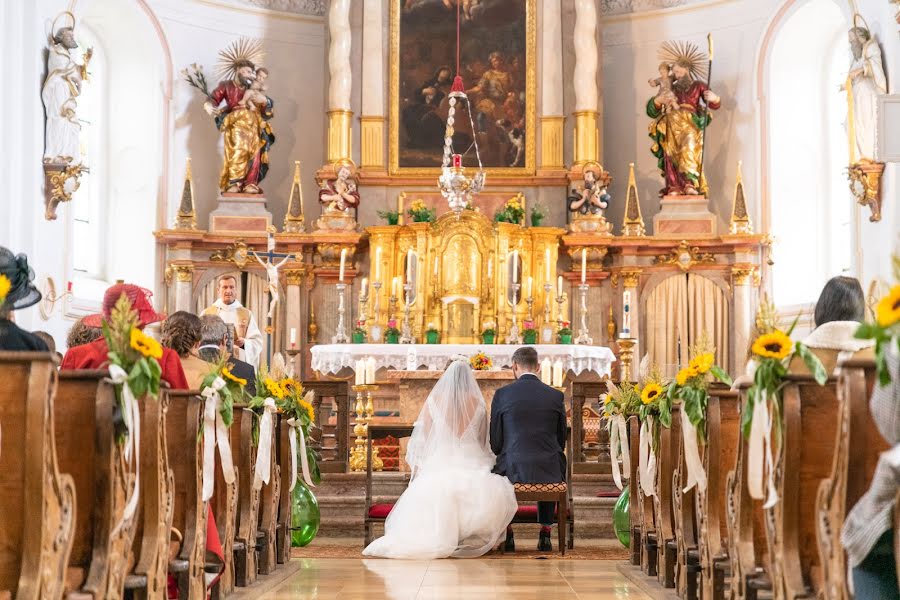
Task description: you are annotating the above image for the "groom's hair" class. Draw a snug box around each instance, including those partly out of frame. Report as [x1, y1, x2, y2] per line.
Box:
[511, 347, 539, 371]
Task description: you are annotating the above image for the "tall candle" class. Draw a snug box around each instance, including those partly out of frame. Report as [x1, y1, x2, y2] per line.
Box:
[433, 256, 438, 276]
[557, 276, 563, 298]
[355, 359, 365, 385]
[540, 358, 552, 385]
[511, 250, 518, 283]
[545, 248, 551, 281]
[581, 248, 587, 284]
[361, 278, 368, 297]
[406, 249, 413, 282]
[290, 327, 297, 346]
[526, 276, 533, 298]
[339, 248, 347, 281]
[392, 277, 399, 297]
[487, 259, 492, 279]
[365, 356, 376, 384]
[552, 360, 564, 388]
[622, 290, 632, 336]
[375, 247, 382, 281]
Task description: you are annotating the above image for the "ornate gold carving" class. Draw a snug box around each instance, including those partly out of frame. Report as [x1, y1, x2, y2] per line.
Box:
[308, 302, 318, 344]
[327, 109, 353, 164]
[540, 116, 565, 169]
[606, 305, 616, 341]
[174, 158, 198, 230]
[731, 264, 757, 286]
[316, 243, 356, 268]
[653, 241, 716, 271]
[621, 269, 642, 289]
[573, 110, 600, 165]
[847, 159, 884, 222]
[43, 162, 88, 220]
[566, 246, 608, 271]
[284, 269, 305, 286]
[171, 264, 194, 283]
[283, 160, 305, 233]
[618, 337, 637, 382]
[729, 160, 753, 234]
[622, 162, 646, 237]
[360, 116, 385, 170]
[210, 240, 251, 268]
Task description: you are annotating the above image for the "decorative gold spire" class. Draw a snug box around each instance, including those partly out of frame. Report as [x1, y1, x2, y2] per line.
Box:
[729, 160, 753, 234]
[606, 305, 616, 341]
[308, 301, 318, 344]
[622, 162, 645, 236]
[174, 158, 197, 230]
[284, 160, 305, 233]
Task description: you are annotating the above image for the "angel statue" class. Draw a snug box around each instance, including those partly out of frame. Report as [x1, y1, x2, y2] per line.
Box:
[647, 40, 720, 197]
[250, 227, 292, 320]
[183, 38, 275, 195]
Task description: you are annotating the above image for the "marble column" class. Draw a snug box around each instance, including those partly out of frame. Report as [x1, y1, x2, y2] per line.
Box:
[540, 0, 564, 170]
[621, 269, 642, 361]
[731, 265, 757, 374]
[572, 0, 599, 165]
[360, 0, 385, 170]
[173, 265, 194, 313]
[327, 0, 353, 163]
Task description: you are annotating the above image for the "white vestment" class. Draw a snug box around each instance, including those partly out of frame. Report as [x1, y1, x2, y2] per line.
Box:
[203, 299, 263, 369]
[849, 39, 887, 162]
[41, 43, 83, 164]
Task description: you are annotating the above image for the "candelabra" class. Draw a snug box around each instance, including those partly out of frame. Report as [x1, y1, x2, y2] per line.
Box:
[349, 384, 383, 472]
[369, 281, 383, 342]
[555, 291, 567, 332]
[575, 283, 593, 345]
[505, 283, 522, 344]
[400, 282, 414, 344]
[332, 282, 349, 343]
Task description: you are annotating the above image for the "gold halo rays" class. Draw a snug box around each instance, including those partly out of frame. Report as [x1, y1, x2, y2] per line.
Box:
[216, 37, 266, 81]
[658, 40, 709, 82]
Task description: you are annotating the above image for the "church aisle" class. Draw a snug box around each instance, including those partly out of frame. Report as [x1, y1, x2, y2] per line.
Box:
[256, 558, 651, 599]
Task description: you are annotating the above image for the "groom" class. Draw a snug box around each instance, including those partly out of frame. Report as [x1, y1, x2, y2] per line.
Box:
[490, 347, 567, 552]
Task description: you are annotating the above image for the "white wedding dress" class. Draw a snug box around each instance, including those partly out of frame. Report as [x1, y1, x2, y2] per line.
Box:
[363, 359, 518, 559]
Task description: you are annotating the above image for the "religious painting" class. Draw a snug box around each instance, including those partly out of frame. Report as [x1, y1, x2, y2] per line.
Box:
[390, 0, 536, 176]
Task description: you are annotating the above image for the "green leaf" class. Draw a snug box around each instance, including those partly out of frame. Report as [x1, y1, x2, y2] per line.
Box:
[741, 388, 755, 438]
[796, 343, 828, 385]
[854, 322, 880, 340]
[785, 312, 802, 336]
[710, 365, 733, 387]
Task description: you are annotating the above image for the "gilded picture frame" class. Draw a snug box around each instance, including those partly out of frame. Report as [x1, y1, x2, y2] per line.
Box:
[389, 0, 536, 177]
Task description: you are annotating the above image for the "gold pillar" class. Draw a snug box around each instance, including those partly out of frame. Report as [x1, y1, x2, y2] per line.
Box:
[540, 116, 565, 170]
[360, 116, 385, 170]
[327, 109, 353, 163]
[573, 110, 599, 165]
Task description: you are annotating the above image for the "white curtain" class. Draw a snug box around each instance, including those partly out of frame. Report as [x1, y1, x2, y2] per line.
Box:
[687, 275, 729, 372]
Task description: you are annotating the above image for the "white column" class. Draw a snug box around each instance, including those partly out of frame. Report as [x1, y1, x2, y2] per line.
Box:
[731, 266, 755, 375]
[361, 0, 383, 117]
[572, 0, 598, 112]
[541, 0, 563, 116]
[328, 0, 352, 111]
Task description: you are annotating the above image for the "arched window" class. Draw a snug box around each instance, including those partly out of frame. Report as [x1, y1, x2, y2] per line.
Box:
[766, 0, 854, 312]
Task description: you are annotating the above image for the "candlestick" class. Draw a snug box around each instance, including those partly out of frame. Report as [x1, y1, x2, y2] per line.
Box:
[556, 289, 567, 333]
[526, 295, 535, 323]
[375, 247, 382, 281]
[505, 282, 522, 344]
[349, 384, 383, 472]
[370, 280, 383, 342]
[357, 285, 368, 339]
[332, 282, 349, 343]
[339, 248, 347, 282]
[400, 281, 415, 344]
[545, 248, 551, 281]
[542, 282, 554, 343]
[580, 248, 587, 284]
[575, 283, 593, 345]
[618, 338, 637, 383]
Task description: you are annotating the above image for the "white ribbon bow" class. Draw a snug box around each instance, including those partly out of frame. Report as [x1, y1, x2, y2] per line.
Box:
[108, 364, 140, 535]
[201, 377, 236, 502]
[609, 415, 631, 491]
[747, 390, 779, 508]
[287, 416, 316, 490]
[681, 415, 707, 493]
[639, 417, 657, 497]
[253, 398, 278, 490]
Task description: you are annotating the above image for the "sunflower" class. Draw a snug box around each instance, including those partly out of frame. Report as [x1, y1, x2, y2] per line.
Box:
[130, 328, 163, 360]
[641, 383, 663, 405]
[298, 399, 316, 423]
[264, 377, 285, 399]
[0, 274, 10, 302]
[751, 330, 793, 360]
[875, 285, 900, 328]
[676, 366, 698, 387]
[280, 377, 300, 398]
[689, 352, 715, 375]
[222, 367, 247, 387]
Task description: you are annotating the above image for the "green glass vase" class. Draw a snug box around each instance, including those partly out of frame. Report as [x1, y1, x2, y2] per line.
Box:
[613, 487, 631, 548]
[291, 481, 320, 547]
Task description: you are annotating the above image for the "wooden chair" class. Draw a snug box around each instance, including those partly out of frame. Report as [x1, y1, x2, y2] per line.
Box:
[0, 352, 75, 600]
[672, 404, 700, 600]
[55, 370, 138, 599]
[164, 390, 207, 600]
[363, 424, 415, 547]
[571, 382, 606, 474]
[627, 415, 643, 566]
[231, 407, 260, 587]
[301, 381, 350, 473]
[654, 405, 680, 588]
[816, 358, 888, 600]
[256, 416, 281, 576]
[697, 387, 740, 600]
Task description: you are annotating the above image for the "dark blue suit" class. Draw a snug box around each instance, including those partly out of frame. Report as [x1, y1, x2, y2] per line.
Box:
[490, 373, 567, 525]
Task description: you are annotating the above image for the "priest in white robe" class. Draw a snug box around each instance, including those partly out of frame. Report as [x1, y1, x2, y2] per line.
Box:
[202, 274, 263, 369]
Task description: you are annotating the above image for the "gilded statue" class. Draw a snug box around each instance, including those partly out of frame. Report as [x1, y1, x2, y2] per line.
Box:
[315, 161, 360, 231]
[647, 40, 720, 197]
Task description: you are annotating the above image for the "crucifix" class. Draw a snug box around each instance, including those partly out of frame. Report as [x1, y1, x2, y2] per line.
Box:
[249, 226, 296, 361]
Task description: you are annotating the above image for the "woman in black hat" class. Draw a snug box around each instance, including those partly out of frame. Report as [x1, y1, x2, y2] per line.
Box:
[0, 247, 50, 351]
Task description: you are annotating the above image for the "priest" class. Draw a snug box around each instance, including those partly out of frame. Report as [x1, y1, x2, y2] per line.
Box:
[201, 274, 263, 369]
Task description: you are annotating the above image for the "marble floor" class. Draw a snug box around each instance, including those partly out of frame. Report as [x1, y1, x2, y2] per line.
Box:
[256, 558, 651, 599]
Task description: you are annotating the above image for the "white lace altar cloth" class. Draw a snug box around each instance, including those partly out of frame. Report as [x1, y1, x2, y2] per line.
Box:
[310, 344, 615, 377]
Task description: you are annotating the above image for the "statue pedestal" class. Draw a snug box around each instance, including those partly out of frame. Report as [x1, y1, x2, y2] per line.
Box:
[568, 212, 613, 235]
[652, 194, 717, 237]
[209, 193, 272, 233]
[314, 210, 358, 233]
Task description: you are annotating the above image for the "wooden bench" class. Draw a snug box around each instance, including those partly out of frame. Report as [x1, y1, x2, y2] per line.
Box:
[816, 358, 889, 600]
[672, 404, 700, 599]
[275, 414, 293, 565]
[632, 417, 658, 577]
[0, 352, 75, 600]
[210, 423, 238, 599]
[256, 414, 281, 576]
[627, 415, 643, 567]
[164, 390, 207, 600]
[697, 387, 740, 600]
[231, 407, 260, 587]
[654, 405, 680, 589]
[55, 370, 138, 598]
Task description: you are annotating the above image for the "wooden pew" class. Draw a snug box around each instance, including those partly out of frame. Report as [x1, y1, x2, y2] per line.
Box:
[302, 381, 350, 474]
[697, 387, 740, 600]
[654, 404, 680, 588]
[627, 415, 642, 567]
[211, 432, 238, 599]
[257, 417, 281, 576]
[164, 390, 207, 599]
[276, 415, 293, 565]
[231, 407, 260, 587]
[816, 358, 889, 600]
[634, 418, 658, 577]
[0, 352, 76, 600]
[55, 370, 138, 598]
[672, 405, 700, 600]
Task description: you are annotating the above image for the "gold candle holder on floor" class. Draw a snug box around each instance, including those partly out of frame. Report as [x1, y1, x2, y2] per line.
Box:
[349, 384, 383, 472]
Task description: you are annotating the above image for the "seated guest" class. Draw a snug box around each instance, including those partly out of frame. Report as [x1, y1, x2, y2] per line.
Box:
[0, 247, 49, 351]
[66, 317, 103, 349]
[33, 331, 63, 362]
[790, 276, 873, 374]
[198, 315, 256, 396]
[161, 311, 211, 389]
[61, 282, 188, 389]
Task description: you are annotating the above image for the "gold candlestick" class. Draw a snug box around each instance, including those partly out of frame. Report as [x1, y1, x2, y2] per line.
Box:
[618, 337, 637, 383]
[349, 384, 383, 472]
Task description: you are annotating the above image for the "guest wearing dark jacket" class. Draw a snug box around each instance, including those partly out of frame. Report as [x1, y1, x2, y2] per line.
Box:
[198, 314, 256, 397]
[0, 247, 49, 352]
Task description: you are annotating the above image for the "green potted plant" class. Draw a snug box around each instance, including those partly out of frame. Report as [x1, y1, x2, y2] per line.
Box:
[494, 197, 525, 224]
[407, 199, 437, 223]
[481, 321, 497, 345]
[425, 323, 440, 344]
[558, 321, 573, 344]
[352, 320, 366, 344]
[523, 320, 537, 344]
[377, 209, 400, 225]
[530, 204, 545, 227]
[385, 319, 401, 344]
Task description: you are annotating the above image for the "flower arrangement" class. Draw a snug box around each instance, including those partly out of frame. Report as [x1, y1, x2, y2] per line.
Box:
[352, 320, 367, 343]
[426, 323, 439, 334]
[0, 273, 10, 305]
[425, 322, 440, 344]
[407, 199, 436, 223]
[494, 197, 525, 224]
[636, 364, 671, 429]
[470, 352, 493, 371]
[481, 321, 497, 337]
[103, 294, 163, 443]
[530, 204, 545, 227]
[668, 337, 732, 439]
[855, 256, 900, 385]
[200, 354, 247, 429]
[385, 319, 400, 337]
[522, 319, 537, 343]
[604, 379, 642, 421]
[558, 321, 573, 343]
[376, 209, 400, 225]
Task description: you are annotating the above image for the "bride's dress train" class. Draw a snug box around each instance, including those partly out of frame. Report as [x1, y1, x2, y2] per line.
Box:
[363, 360, 517, 559]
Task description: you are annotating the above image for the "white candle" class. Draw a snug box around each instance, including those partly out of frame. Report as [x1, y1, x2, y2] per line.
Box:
[406, 249, 414, 282]
[552, 360, 564, 388]
[339, 248, 348, 281]
[355, 359, 364, 385]
[557, 276, 563, 298]
[290, 327, 297, 346]
[433, 256, 438, 276]
[487, 259, 492, 279]
[375, 247, 382, 281]
[392, 276, 399, 297]
[526, 276, 533, 298]
[581, 248, 587, 284]
[361, 278, 368, 298]
[540, 358, 552, 385]
[622, 290, 632, 336]
[511, 250, 518, 284]
[365, 356, 376, 384]
[545, 248, 551, 281]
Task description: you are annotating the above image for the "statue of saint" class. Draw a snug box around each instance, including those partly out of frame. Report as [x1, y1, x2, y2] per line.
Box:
[647, 42, 720, 197]
[42, 15, 91, 166]
[567, 163, 610, 217]
[841, 20, 886, 163]
[318, 162, 360, 215]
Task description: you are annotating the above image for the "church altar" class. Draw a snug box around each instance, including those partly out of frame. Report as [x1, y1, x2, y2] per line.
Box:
[310, 343, 616, 377]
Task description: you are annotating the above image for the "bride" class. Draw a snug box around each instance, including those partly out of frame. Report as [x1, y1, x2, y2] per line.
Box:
[363, 357, 518, 559]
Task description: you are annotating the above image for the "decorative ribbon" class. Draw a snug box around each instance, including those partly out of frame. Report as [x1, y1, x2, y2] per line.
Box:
[609, 415, 630, 491]
[253, 398, 278, 490]
[201, 377, 236, 502]
[109, 364, 140, 535]
[680, 415, 707, 493]
[288, 417, 316, 490]
[638, 417, 657, 497]
[747, 390, 779, 508]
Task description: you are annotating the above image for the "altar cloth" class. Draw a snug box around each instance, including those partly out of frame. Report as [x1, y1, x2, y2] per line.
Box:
[310, 344, 615, 377]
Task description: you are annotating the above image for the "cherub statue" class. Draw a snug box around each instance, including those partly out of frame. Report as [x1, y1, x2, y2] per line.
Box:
[250, 228, 292, 320]
[318, 161, 360, 214]
[648, 61, 677, 109]
[567, 163, 610, 216]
